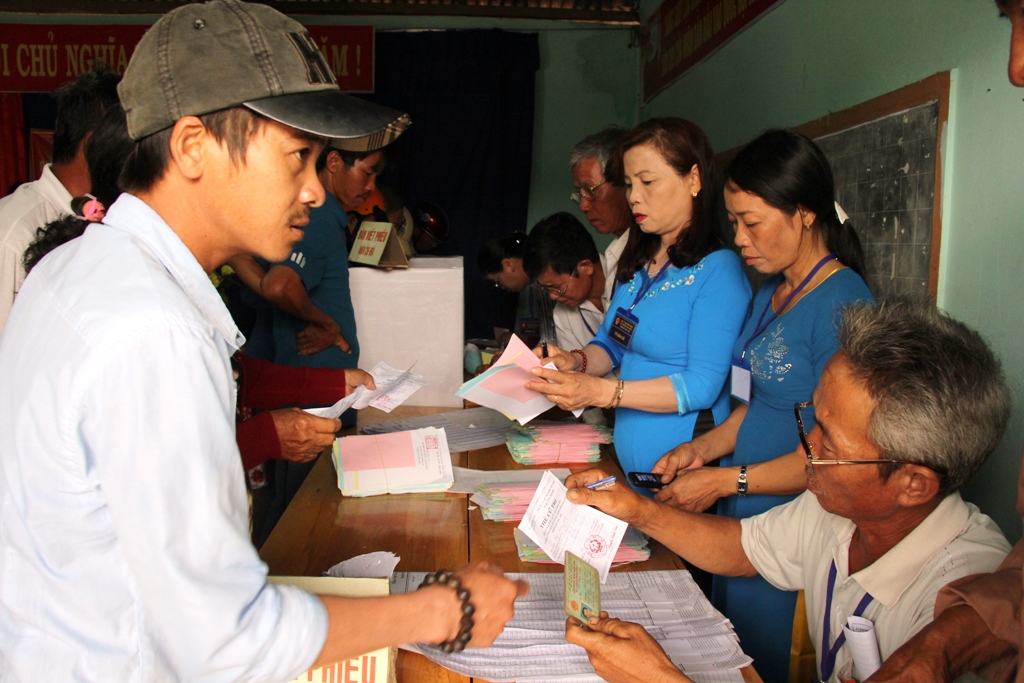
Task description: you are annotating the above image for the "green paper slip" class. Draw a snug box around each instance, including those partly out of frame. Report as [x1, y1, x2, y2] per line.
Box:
[564, 551, 601, 622]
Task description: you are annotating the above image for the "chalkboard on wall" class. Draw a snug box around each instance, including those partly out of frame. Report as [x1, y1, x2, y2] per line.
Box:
[815, 101, 938, 298]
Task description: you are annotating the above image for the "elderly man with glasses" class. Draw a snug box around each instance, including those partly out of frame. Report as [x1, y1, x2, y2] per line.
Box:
[569, 128, 634, 274]
[562, 299, 1011, 683]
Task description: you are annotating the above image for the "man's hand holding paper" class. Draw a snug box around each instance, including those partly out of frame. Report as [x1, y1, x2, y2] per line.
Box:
[517, 471, 627, 582]
[564, 468, 653, 528]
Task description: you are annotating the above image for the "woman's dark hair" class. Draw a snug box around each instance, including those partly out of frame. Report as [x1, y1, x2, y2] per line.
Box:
[725, 129, 865, 275]
[609, 117, 722, 283]
[23, 103, 134, 275]
[478, 232, 528, 276]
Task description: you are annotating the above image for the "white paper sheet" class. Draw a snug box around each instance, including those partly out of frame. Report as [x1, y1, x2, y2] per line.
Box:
[306, 361, 428, 418]
[390, 571, 751, 682]
[843, 615, 882, 681]
[323, 551, 401, 578]
[449, 466, 572, 494]
[360, 407, 515, 452]
[517, 471, 627, 582]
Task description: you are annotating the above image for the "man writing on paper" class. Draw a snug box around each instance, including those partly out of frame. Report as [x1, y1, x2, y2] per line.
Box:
[563, 300, 1011, 683]
[523, 212, 611, 351]
[0, 3, 524, 680]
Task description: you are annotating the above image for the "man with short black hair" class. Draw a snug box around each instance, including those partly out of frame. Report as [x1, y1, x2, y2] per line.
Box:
[0, 64, 120, 331]
[0, 2, 523, 680]
[523, 211, 609, 351]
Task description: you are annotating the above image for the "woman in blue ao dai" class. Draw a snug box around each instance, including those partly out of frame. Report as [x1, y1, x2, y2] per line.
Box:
[525, 118, 750, 483]
[650, 130, 873, 683]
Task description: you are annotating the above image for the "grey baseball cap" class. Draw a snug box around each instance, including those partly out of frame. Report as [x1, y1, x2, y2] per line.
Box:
[118, 0, 410, 150]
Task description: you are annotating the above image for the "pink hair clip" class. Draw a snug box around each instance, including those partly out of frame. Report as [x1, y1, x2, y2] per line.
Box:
[78, 194, 106, 222]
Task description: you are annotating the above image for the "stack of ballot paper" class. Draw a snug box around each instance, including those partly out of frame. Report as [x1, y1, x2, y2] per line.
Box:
[331, 427, 453, 497]
[505, 422, 612, 465]
[392, 570, 752, 682]
[514, 527, 652, 566]
[474, 482, 546, 522]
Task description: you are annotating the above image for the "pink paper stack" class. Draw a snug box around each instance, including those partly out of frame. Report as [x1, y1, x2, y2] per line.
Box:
[505, 422, 613, 465]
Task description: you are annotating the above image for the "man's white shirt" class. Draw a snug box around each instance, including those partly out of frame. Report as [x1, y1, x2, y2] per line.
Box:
[0, 194, 327, 682]
[0, 164, 73, 333]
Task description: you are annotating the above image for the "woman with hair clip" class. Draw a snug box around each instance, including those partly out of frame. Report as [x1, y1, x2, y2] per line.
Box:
[526, 117, 750, 483]
[650, 128, 873, 681]
[478, 232, 555, 347]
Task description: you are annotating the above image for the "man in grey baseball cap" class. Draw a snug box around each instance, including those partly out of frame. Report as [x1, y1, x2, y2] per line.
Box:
[0, 2, 524, 681]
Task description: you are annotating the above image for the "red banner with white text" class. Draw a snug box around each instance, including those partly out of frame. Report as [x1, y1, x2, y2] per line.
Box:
[641, 0, 782, 102]
[0, 23, 374, 93]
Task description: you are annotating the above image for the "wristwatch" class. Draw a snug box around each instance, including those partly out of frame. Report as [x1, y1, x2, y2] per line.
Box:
[737, 465, 748, 496]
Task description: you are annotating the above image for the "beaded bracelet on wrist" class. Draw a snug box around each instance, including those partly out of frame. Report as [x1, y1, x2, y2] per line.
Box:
[418, 570, 475, 653]
[569, 348, 588, 374]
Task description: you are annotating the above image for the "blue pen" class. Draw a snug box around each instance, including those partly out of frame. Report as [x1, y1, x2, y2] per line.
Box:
[541, 341, 549, 359]
[586, 476, 616, 491]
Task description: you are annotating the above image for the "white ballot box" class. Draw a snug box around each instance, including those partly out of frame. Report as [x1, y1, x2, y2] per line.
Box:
[349, 256, 464, 407]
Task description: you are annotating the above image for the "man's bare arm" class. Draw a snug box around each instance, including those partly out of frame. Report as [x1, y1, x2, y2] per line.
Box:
[866, 604, 1015, 682]
[565, 469, 758, 578]
[260, 265, 350, 355]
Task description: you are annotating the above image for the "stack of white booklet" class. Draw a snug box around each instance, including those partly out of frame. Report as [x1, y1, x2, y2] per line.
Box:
[331, 426, 453, 497]
[391, 570, 752, 683]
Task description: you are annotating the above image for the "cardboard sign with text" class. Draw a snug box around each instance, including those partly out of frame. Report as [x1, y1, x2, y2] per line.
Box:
[268, 575, 395, 683]
[349, 221, 408, 268]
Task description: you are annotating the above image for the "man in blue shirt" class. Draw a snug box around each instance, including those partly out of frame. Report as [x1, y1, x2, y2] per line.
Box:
[232, 145, 386, 541]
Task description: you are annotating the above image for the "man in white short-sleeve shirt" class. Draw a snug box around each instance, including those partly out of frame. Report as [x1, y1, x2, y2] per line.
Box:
[561, 300, 1012, 683]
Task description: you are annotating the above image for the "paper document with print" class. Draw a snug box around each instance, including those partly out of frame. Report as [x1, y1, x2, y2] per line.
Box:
[269, 576, 393, 683]
[517, 471, 626, 582]
[307, 361, 428, 418]
[390, 570, 750, 682]
[456, 334, 582, 425]
[332, 426, 454, 497]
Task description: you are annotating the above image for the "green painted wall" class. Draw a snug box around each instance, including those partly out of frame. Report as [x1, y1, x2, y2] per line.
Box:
[642, 0, 1024, 540]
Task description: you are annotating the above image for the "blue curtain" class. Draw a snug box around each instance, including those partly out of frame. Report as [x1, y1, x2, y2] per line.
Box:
[365, 29, 540, 339]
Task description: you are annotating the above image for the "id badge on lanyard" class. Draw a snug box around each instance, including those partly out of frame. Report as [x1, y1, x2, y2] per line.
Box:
[731, 253, 838, 404]
[611, 262, 670, 349]
[731, 358, 751, 403]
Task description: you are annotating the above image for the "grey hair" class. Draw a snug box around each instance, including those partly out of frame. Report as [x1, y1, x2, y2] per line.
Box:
[569, 127, 627, 176]
[839, 298, 1011, 496]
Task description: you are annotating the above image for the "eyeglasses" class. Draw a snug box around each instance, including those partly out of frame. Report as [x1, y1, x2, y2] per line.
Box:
[570, 181, 608, 206]
[794, 401, 946, 476]
[532, 270, 577, 296]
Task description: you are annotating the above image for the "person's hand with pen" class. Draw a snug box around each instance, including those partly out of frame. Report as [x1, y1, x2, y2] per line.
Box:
[528, 341, 621, 412]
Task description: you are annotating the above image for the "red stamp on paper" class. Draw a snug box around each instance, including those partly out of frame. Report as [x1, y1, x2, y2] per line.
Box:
[425, 435, 439, 449]
[584, 535, 607, 558]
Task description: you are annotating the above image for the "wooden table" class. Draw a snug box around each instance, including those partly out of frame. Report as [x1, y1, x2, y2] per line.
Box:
[260, 406, 761, 683]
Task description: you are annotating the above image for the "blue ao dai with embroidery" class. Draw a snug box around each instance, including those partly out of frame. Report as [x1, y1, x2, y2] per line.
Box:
[589, 248, 750, 478]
